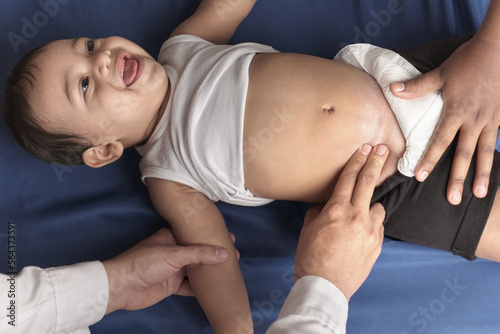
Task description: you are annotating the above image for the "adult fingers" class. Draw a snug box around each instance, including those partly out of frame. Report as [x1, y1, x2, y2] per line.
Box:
[473, 124, 497, 198]
[228, 233, 240, 259]
[351, 145, 389, 209]
[328, 144, 372, 206]
[414, 111, 462, 183]
[303, 204, 324, 227]
[174, 279, 195, 297]
[446, 126, 481, 205]
[390, 69, 443, 100]
[369, 202, 386, 227]
[148, 227, 177, 245]
[169, 244, 230, 270]
[368, 203, 386, 259]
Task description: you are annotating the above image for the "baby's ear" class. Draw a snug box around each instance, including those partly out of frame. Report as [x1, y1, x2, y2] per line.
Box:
[82, 141, 124, 168]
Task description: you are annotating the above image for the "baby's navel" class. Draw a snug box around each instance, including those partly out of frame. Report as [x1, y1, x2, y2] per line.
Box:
[322, 105, 334, 114]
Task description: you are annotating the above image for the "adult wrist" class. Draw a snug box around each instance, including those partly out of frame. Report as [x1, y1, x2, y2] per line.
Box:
[103, 259, 125, 315]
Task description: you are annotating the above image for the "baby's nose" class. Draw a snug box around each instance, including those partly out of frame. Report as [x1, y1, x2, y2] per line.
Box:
[96, 50, 112, 76]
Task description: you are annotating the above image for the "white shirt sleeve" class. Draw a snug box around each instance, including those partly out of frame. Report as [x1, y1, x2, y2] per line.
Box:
[0, 261, 109, 334]
[266, 275, 349, 334]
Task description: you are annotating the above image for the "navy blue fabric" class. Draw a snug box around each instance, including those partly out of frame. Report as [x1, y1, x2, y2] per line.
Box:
[1, 1, 499, 333]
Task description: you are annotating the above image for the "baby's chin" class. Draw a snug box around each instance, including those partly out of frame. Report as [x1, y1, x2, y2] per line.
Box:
[140, 58, 168, 89]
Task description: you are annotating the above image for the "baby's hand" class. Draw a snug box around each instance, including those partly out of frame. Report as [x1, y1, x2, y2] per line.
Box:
[170, 0, 258, 45]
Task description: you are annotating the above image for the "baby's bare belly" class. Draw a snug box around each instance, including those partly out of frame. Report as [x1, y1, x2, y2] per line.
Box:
[243, 53, 406, 203]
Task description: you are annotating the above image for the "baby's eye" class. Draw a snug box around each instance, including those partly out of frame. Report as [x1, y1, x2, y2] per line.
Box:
[81, 76, 89, 95]
[86, 40, 94, 55]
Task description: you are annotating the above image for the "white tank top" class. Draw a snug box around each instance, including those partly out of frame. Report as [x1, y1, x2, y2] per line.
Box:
[136, 34, 278, 206]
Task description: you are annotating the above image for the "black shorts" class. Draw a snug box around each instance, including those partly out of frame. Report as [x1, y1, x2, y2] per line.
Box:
[372, 35, 500, 261]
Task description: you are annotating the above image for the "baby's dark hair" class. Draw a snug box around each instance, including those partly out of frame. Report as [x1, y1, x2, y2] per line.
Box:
[3, 43, 92, 165]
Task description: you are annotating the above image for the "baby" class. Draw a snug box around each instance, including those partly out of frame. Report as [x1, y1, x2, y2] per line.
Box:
[4, 0, 500, 333]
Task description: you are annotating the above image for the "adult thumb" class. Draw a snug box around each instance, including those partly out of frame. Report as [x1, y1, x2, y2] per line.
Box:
[174, 244, 230, 268]
[390, 69, 443, 99]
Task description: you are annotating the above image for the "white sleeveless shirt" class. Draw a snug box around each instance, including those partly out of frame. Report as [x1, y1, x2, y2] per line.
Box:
[136, 35, 278, 206]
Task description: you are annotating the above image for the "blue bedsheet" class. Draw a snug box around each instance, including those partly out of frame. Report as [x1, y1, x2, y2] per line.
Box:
[1, 1, 499, 333]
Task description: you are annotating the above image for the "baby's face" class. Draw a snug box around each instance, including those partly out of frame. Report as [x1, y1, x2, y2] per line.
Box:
[31, 36, 169, 147]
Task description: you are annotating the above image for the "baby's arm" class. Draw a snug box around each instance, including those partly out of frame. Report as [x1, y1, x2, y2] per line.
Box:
[147, 178, 252, 333]
[171, 0, 257, 44]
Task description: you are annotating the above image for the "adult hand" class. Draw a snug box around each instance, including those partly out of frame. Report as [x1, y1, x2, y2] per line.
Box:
[103, 228, 233, 314]
[390, 20, 500, 205]
[294, 144, 388, 301]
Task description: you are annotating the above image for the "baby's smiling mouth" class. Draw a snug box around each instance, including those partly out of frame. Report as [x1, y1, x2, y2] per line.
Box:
[122, 57, 138, 86]
[117, 51, 142, 87]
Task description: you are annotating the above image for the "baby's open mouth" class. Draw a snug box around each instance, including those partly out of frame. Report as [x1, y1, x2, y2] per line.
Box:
[122, 56, 139, 87]
[117, 51, 143, 87]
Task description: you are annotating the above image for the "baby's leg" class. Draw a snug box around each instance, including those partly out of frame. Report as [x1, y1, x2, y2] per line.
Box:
[476, 188, 500, 262]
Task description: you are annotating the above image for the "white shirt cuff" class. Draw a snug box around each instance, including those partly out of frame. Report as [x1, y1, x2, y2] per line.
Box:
[267, 275, 348, 334]
[46, 261, 109, 333]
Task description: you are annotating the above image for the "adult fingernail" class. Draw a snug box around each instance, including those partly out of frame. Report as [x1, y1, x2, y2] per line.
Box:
[393, 82, 405, 92]
[361, 144, 372, 155]
[451, 190, 461, 205]
[376, 145, 387, 155]
[417, 170, 428, 182]
[215, 247, 229, 260]
[476, 184, 487, 198]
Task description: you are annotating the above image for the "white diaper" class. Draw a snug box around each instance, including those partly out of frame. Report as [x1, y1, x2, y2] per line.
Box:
[334, 44, 443, 177]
